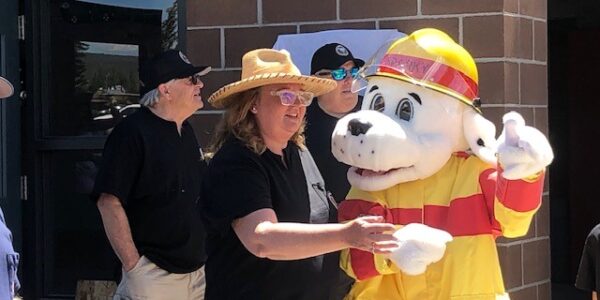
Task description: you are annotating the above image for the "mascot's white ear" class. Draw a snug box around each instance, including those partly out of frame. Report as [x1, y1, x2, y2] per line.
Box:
[463, 109, 497, 165]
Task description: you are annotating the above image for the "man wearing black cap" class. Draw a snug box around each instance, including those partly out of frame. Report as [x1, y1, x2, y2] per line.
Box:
[93, 50, 210, 299]
[307, 43, 364, 211]
[306, 43, 364, 299]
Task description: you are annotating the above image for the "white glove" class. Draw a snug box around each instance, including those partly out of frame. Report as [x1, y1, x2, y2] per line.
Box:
[386, 223, 452, 276]
[497, 111, 554, 180]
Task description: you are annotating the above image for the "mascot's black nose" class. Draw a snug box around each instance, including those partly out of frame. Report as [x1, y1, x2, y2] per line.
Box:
[348, 119, 373, 136]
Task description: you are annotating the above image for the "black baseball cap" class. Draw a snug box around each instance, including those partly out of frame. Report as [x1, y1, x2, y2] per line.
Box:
[310, 43, 365, 75]
[139, 50, 211, 95]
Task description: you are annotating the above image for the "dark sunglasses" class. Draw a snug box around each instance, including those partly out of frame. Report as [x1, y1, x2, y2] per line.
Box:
[315, 67, 360, 81]
[187, 74, 203, 85]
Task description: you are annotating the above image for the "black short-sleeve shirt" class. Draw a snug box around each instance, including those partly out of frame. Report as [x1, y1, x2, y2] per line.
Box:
[92, 107, 206, 274]
[305, 99, 361, 204]
[201, 137, 330, 300]
[576, 223, 600, 292]
[306, 101, 361, 300]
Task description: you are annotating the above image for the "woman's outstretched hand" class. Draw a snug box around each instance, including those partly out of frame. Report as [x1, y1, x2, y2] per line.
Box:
[343, 216, 400, 254]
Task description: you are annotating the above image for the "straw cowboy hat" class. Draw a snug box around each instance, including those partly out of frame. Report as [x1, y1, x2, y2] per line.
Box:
[208, 49, 337, 108]
[0, 76, 14, 99]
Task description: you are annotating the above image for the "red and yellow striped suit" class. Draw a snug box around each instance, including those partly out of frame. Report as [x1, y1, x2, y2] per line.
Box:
[339, 153, 544, 300]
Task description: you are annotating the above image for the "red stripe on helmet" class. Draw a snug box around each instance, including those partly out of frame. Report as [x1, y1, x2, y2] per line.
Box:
[377, 54, 478, 102]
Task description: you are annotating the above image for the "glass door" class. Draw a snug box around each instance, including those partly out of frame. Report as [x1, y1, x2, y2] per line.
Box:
[24, 1, 183, 298]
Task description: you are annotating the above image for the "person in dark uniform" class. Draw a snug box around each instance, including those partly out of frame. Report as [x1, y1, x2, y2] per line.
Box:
[576, 223, 600, 300]
[307, 43, 365, 205]
[0, 76, 20, 300]
[201, 48, 398, 300]
[307, 43, 365, 299]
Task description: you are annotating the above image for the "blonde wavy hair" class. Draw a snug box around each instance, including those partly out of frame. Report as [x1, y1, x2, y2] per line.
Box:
[208, 87, 306, 156]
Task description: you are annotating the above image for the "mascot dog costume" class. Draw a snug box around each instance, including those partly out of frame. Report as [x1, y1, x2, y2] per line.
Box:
[333, 28, 554, 299]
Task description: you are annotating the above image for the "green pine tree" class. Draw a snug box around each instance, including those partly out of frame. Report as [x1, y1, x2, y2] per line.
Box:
[161, 1, 178, 50]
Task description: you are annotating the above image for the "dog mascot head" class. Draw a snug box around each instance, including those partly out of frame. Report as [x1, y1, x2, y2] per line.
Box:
[332, 28, 498, 192]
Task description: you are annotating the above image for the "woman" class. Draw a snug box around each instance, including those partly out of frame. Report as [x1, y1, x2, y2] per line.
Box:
[201, 49, 398, 300]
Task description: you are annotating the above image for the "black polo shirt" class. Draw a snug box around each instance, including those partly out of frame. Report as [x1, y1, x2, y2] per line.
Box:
[92, 107, 206, 274]
[305, 99, 362, 300]
[576, 223, 600, 293]
[202, 137, 330, 300]
[305, 99, 361, 205]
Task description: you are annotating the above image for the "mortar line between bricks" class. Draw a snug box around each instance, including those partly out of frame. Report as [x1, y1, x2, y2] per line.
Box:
[498, 236, 549, 247]
[481, 104, 547, 108]
[187, 12, 540, 30]
[506, 279, 551, 293]
[475, 58, 546, 65]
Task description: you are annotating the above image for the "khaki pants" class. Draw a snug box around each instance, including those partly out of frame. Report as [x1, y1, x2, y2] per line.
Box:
[113, 256, 205, 300]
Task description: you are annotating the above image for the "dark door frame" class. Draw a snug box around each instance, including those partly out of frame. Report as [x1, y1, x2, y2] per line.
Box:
[0, 0, 22, 260]
[0, 0, 23, 298]
[548, 1, 600, 299]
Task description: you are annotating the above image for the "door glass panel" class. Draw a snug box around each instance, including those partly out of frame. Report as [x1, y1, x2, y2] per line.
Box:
[81, 41, 140, 133]
[43, 150, 117, 295]
[47, 0, 178, 136]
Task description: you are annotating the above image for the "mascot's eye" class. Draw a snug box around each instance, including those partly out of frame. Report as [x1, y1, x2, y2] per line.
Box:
[370, 94, 385, 112]
[396, 99, 413, 121]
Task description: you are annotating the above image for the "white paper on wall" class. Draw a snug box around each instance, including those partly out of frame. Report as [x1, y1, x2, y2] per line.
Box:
[272, 29, 405, 75]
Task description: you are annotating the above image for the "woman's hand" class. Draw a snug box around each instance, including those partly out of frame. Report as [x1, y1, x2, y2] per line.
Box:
[233, 209, 399, 260]
[343, 216, 399, 254]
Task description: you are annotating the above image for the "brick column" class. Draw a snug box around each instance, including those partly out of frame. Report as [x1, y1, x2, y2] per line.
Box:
[186, 1, 551, 298]
[454, 1, 549, 299]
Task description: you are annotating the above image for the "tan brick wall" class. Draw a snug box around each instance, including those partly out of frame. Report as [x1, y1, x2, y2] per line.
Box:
[186, 1, 550, 299]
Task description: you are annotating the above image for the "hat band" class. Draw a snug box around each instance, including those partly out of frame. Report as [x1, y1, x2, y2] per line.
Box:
[377, 54, 478, 103]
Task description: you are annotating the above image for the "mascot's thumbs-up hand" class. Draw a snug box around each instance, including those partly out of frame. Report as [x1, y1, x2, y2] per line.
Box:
[386, 223, 453, 276]
[497, 111, 554, 180]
